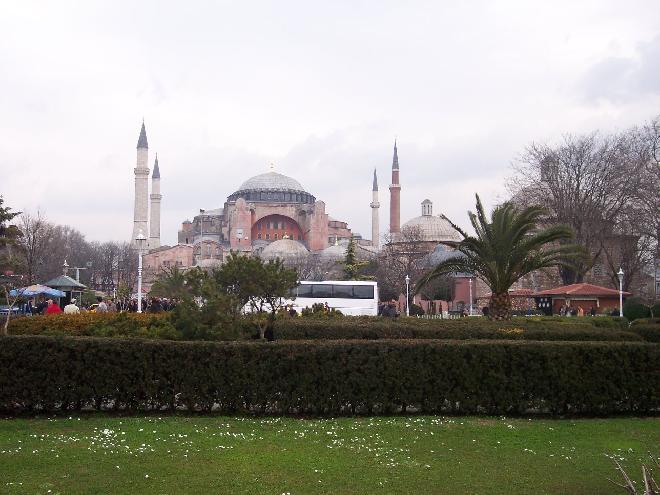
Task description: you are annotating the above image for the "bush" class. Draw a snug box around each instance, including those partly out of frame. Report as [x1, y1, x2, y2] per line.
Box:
[272, 317, 643, 342]
[623, 296, 651, 321]
[0, 336, 657, 415]
[8, 312, 645, 342]
[7, 313, 166, 337]
[629, 319, 660, 343]
[300, 303, 344, 318]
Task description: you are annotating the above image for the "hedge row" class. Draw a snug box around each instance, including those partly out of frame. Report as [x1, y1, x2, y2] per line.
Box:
[0, 336, 658, 415]
[7, 313, 646, 342]
[7, 313, 165, 336]
[272, 317, 643, 342]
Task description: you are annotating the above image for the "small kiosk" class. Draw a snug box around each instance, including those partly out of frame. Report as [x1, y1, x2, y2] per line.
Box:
[43, 275, 87, 308]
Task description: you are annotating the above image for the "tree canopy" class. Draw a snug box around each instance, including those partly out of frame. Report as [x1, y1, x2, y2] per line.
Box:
[416, 194, 584, 320]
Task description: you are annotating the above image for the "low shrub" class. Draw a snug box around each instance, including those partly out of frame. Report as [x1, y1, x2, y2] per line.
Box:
[7, 313, 166, 336]
[8, 312, 645, 341]
[272, 317, 642, 342]
[629, 319, 660, 343]
[624, 297, 652, 321]
[0, 336, 657, 415]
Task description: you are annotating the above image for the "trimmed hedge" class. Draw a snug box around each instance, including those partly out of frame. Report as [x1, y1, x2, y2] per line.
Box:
[0, 336, 657, 416]
[629, 319, 660, 343]
[7, 313, 645, 342]
[271, 317, 643, 342]
[7, 313, 167, 336]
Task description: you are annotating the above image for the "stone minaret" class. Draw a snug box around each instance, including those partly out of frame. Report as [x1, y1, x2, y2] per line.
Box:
[149, 154, 162, 249]
[132, 121, 150, 245]
[389, 140, 401, 234]
[370, 168, 380, 249]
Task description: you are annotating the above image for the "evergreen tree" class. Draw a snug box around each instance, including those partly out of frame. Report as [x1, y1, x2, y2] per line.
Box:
[342, 237, 368, 280]
[0, 197, 24, 334]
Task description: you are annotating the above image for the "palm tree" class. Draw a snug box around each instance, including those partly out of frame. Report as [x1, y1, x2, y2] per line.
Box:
[416, 194, 584, 320]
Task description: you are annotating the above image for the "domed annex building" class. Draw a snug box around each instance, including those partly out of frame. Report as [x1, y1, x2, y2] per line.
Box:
[177, 168, 353, 261]
[400, 199, 462, 248]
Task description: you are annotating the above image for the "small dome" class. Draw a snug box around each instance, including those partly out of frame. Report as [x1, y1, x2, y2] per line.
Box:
[321, 242, 348, 260]
[428, 244, 465, 265]
[261, 239, 309, 260]
[196, 258, 222, 269]
[238, 171, 306, 193]
[401, 214, 462, 244]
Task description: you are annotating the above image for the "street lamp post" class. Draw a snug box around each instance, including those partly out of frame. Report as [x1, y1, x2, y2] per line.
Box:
[405, 274, 410, 317]
[469, 278, 473, 316]
[135, 230, 147, 313]
[617, 268, 624, 318]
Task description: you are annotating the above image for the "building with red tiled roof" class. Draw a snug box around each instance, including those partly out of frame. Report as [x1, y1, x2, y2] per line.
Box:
[533, 283, 631, 315]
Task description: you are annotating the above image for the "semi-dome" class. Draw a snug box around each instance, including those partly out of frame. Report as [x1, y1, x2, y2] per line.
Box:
[401, 200, 462, 244]
[228, 171, 315, 204]
[261, 238, 309, 260]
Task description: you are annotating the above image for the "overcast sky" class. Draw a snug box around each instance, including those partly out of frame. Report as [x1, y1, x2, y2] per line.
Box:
[1, 0, 659, 246]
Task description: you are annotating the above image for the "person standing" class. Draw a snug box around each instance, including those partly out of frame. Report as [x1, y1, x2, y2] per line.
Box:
[96, 297, 108, 313]
[63, 298, 80, 314]
[35, 297, 48, 315]
[45, 299, 62, 315]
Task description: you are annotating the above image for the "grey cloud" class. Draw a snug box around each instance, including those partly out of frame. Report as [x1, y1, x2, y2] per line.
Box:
[582, 33, 660, 102]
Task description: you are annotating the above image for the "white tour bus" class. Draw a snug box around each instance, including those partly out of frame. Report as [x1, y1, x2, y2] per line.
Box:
[288, 280, 379, 316]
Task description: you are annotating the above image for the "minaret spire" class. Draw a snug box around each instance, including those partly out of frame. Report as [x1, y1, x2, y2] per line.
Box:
[149, 152, 162, 249]
[137, 121, 148, 149]
[389, 140, 401, 234]
[152, 153, 160, 178]
[132, 121, 150, 246]
[392, 139, 399, 170]
[370, 168, 380, 250]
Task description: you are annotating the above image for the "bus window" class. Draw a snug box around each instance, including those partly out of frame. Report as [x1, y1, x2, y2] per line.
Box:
[312, 284, 332, 298]
[297, 284, 313, 297]
[353, 285, 374, 299]
[332, 285, 353, 298]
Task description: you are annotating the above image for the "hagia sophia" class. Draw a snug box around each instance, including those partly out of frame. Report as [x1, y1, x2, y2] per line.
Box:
[132, 122, 463, 278]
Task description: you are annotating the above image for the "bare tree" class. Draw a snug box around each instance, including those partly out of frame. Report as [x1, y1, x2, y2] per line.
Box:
[509, 121, 656, 287]
[17, 211, 52, 284]
[376, 225, 432, 300]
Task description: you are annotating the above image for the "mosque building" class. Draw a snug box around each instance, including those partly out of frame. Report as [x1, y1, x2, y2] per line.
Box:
[133, 122, 464, 287]
[176, 167, 355, 264]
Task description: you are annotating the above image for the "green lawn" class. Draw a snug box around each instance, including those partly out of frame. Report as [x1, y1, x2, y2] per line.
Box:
[0, 415, 658, 494]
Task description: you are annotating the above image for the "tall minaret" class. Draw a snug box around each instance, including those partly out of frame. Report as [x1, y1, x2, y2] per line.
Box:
[389, 140, 401, 234]
[149, 154, 162, 249]
[132, 121, 150, 245]
[370, 168, 380, 249]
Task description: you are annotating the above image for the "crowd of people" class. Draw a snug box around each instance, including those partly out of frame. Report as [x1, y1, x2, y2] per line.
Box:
[16, 296, 179, 316]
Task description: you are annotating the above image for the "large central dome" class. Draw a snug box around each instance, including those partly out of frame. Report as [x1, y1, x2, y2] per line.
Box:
[238, 171, 305, 192]
[228, 171, 315, 204]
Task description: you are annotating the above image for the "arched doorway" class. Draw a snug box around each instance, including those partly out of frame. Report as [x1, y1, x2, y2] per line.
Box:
[252, 214, 304, 242]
